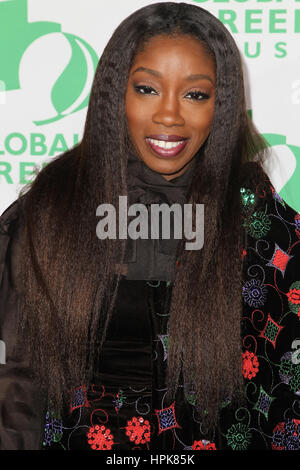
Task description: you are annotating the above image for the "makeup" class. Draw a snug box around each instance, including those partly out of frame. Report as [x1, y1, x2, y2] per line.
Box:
[146, 138, 188, 157]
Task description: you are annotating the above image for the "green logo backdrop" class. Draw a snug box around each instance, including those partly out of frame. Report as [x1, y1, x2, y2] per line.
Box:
[0, 0, 299, 214]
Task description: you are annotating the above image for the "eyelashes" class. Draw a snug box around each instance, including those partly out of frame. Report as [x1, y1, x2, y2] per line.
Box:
[133, 84, 211, 101]
[134, 85, 157, 95]
[185, 90, 210, 101]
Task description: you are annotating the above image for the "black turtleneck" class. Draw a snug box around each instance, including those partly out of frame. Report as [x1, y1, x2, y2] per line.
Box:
[124, 152, 198, 281]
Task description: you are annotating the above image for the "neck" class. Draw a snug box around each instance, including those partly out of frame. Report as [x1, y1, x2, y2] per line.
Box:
[159, 158, 196, 181]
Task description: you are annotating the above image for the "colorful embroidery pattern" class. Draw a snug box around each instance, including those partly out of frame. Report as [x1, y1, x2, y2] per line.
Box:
[243, 211, 271, 239]
[155, 402, 181, 435]
[242, 351, 259, 379]
[287, 281, 300, 318]
[272, 419, 300, 450]
[124, 417, 150, 445]
[69, 385, 89, 413]
[113, 390, 126, 413]
[43, 411, 63, 447]
[242, 279, 267, 308]
[87, 425, 115, 450]
[192, 440, 216, 450]
[225, 423, 252, 450]
[43, 183, 300, 451]
[253, 385, 275, 419]
[259, 314, 284, 348]
[267, 245, 293, 275]
[294, 214, 300, 241]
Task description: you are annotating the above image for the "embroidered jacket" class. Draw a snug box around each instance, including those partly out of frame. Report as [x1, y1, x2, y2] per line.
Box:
[0, 183, 299, 450]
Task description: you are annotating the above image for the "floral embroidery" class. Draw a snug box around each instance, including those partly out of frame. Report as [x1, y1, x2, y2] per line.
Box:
[124, 416, 150, 445]
[113, 389, 126, 413]
[192, 440, 216, 450]
[240, 187, 256, 213]
[225, 423, 252, 450]
[242, 279, 267, 308]
[243, 210, 271, 239]
[242, 351, 259, 379]
[205, 442, 217, 450]
[287, 282, 300, 318]
[87, 425, 115, 450]
[43, 411, 63, 447]
[272, 419, 300, 450]
[287, 288, 300, 305]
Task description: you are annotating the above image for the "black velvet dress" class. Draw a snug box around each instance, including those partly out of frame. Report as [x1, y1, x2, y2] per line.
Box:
[44, 277, 193, 451]
[34, 182, 300, 450]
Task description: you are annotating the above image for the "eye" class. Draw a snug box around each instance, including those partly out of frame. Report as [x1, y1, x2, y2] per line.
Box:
[133, 85, 158, 95]
[185, 91, 210, 101]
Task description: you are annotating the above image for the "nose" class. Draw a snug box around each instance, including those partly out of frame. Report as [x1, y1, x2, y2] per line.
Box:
[152, 92, 185, 127]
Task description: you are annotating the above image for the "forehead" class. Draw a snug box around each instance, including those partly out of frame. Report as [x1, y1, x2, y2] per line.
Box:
[130, 35, 216, 82]
[131, 34, 215, 75]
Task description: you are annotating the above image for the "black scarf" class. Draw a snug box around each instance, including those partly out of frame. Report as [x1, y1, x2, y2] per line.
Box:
[124, 152, 197, 281]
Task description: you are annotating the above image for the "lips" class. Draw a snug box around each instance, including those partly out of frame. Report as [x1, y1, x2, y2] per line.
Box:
[147, 134, 188, 142]
[145, 134, 189, 158]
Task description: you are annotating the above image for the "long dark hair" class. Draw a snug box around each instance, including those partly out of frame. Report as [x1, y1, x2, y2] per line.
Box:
[17, 2, 269, 428]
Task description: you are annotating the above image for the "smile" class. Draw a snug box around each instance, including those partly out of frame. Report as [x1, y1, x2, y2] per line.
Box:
[145, 138, 189, 157]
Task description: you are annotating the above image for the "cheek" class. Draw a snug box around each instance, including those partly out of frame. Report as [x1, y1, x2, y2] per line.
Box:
[126, 107, 144, 148]
[126, 102, 147, 132]
[192, 108, 214, 136]
[191, 116, 213, 137]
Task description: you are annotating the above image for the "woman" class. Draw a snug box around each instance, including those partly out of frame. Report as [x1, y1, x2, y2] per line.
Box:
[0, 2, 299, 450]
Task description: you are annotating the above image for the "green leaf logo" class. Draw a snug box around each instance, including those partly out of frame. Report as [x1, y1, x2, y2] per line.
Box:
[0, 0, 98, 125]
[34, 33, 98, 125]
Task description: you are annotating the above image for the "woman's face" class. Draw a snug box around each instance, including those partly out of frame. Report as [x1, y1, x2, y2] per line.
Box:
[125, 34, 216, 180]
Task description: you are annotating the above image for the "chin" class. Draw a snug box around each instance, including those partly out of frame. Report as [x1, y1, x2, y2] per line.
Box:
[149, 163, 180, 175]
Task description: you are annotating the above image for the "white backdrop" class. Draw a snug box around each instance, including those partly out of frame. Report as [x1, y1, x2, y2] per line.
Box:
[0, 0, 299, 214]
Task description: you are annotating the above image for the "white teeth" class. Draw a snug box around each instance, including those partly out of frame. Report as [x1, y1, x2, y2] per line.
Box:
[148, 138, 185, 149]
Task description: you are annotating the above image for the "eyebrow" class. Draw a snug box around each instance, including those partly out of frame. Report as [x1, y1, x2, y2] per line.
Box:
[131, 67, 214, 84]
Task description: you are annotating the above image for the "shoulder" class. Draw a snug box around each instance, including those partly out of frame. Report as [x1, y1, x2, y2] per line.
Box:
[0, 200, 45, 450]
[0, 199, 22, 236]
[0, 198, 24, 287]
[241, 178, 299, 249]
